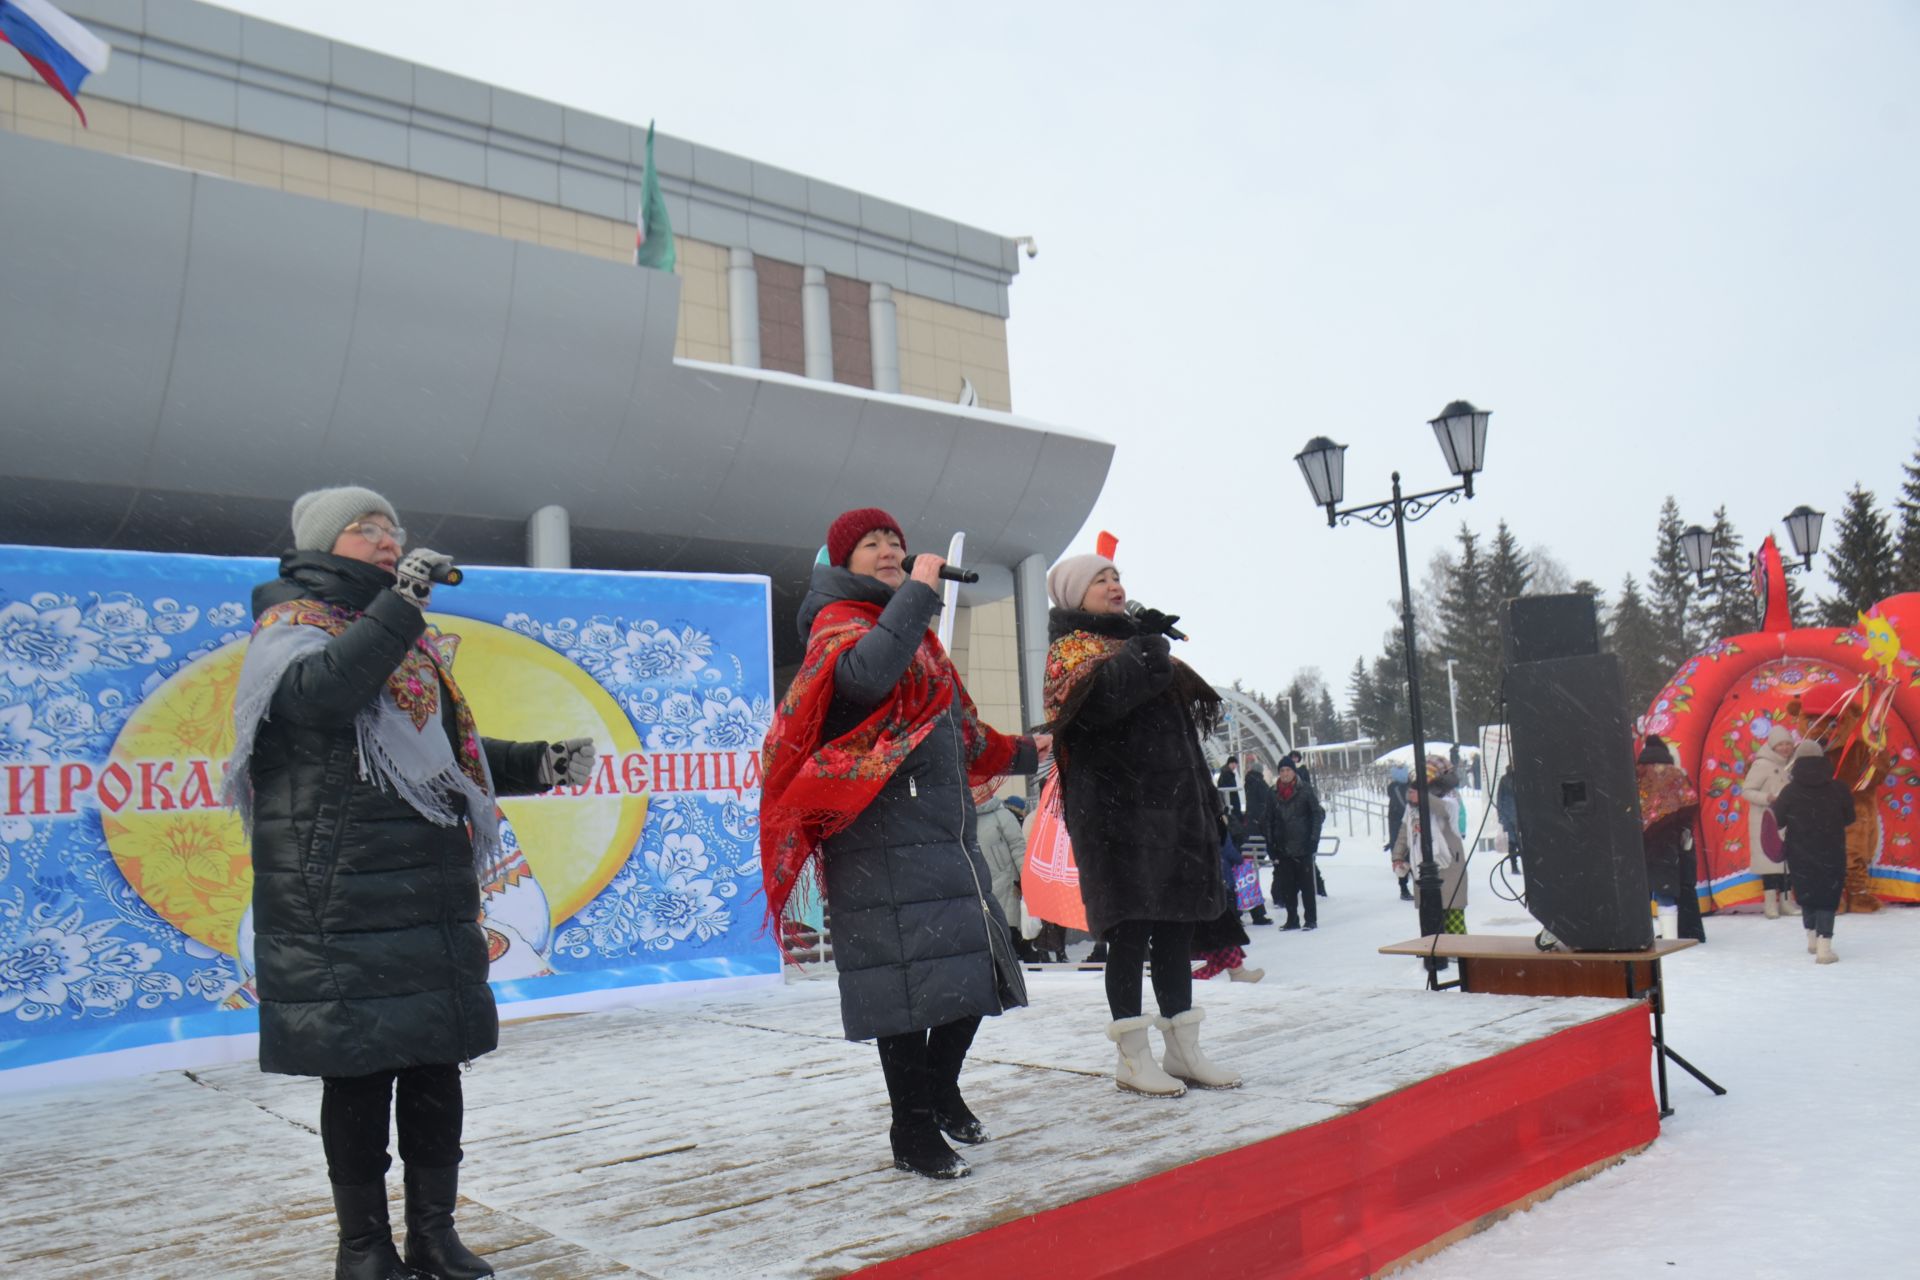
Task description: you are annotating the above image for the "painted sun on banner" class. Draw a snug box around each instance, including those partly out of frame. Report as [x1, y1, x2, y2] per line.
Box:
[0, 546, 778, 1085]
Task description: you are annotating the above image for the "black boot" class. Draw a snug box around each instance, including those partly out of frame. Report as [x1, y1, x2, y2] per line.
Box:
[877, 1037, 970, 1179]
[402, 1165, 493, 1279]
[331, 1181, 428, 1280]
[926, 1023, 988, 1145]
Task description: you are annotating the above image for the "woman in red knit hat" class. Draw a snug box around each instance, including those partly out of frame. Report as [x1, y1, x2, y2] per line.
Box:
[761, 508, 1049, 1179]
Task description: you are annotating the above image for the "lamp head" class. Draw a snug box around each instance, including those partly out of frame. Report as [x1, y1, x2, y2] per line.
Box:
[1295, 436, 1347, 523]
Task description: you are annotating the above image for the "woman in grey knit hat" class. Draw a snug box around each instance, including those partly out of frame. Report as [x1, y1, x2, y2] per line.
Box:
[227, 486, 597, 1280]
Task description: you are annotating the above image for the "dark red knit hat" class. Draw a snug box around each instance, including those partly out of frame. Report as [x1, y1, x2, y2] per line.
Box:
[827, 507, 905, 566]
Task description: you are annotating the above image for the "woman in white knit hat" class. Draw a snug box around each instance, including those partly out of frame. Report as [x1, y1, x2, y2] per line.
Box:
[1042, 552, 1240, 1096]
[227, 486, 597, 1280]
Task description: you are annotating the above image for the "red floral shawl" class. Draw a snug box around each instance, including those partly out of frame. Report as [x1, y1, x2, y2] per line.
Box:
[1637, 763, 1700, 836]
[760, 600, 1019, 926]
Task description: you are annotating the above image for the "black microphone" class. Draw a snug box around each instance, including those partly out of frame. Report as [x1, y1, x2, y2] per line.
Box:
[429, 562, 464, 586]
[1126, 600, 1187, 641]
[902, 555, 979, 584]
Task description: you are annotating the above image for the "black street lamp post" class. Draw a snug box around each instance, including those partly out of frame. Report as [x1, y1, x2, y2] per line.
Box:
[1295, 401, 1490, 970]
[1682, 506, 1826, 591]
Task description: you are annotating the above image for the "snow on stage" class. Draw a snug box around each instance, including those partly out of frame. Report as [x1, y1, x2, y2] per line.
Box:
[0, 972, 1657, 1279]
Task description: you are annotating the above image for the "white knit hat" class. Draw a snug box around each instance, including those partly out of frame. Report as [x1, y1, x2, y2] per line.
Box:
[291, 486, 399, 552]
[1047, 553, 1118, 611]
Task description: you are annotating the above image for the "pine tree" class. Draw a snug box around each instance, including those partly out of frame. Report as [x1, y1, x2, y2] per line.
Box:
[1485, 519, 1533, 609]
[1346, 658, 1378, 740]
[1895, 428, 1920, 593]
[1608, 573, 1668, 713]
[1436, 523, 1496, 737]
[1691, 506, 1756, 642]
[1648, 496, 1697, 668]
[1818, 485, 1897, 624]
[1315, 686, 1341, 743]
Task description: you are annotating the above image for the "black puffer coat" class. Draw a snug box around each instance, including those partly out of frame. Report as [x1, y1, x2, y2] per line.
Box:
[1771, 751, 1856, 913]
[1263, 779, 1326, 861]
[246, 552, 551, 1078]
[1047, 608, 1227, 938]
[801, 567, 1036, 1042]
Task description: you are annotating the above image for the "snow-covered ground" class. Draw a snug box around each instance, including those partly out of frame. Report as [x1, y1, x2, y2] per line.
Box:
[1240, 803, 1918, 1279]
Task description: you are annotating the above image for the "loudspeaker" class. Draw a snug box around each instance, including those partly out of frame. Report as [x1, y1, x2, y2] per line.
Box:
[1505, 653, 1652, 952]
[1501, 594, 1600, 668]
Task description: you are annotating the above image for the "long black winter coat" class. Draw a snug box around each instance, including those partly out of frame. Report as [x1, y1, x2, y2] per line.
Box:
[801, 567, 1035, 1042]
[1771, 753, 1855, 913]
[246, 552, 551, 1079]
[1263, 780, 1326, 861]
[1048, 608, 1227, 938]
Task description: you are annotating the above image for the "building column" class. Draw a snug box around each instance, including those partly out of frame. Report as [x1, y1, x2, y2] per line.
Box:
[727, 248, 760, 368]
[527, 504, 572, 569]
[869, 282, 900, 393]
[1013, 552, 1050, 750]
[801, 265, 833, 381]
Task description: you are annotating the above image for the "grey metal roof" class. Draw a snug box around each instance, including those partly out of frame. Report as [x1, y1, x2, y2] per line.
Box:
[30, 0, 1018, 315]
[0, 130, 1110, 662]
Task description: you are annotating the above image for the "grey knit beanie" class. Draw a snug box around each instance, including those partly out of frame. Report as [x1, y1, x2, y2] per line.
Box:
[1790, 737, 1825, 762]
[1047, 553, 1118, 611]
[291, 486, 400, 552]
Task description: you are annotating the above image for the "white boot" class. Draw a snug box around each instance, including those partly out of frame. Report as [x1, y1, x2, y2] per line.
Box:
[1815, 935, 1838, 965]
[1107, 1016, 1186, 1096]
[1228, 965, 1265, 983]
[1763, 889, 1781, 919]
[1806, 929, 1817, 955]
[1655, 907, 1677, 940]
[1159, 1009, 1242, 1090]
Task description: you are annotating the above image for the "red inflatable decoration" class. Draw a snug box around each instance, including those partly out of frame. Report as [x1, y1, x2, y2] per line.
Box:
[1640, 537, 1920, 910]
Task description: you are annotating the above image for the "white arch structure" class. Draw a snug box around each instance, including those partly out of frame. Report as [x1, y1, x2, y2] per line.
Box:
[1208, 686, 1293, 772]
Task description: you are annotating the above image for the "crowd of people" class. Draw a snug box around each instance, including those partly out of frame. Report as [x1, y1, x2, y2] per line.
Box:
[230, 492, 1868, 1276]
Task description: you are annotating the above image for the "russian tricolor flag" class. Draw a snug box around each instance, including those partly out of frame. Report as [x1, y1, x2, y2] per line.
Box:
[0, 0, 111, 126]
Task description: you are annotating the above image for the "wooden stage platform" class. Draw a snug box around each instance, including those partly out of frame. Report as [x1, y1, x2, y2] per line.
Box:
[0, 974, 1659, 1279]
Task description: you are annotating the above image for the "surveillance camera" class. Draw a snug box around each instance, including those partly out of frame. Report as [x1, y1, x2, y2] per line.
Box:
[1015, 235, 1038, 260]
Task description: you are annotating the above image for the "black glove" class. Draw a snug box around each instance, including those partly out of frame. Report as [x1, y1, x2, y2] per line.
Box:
[392, 548, 452, 610]
[1129, 631, 1172, 663]
[1131, 606, 1183, 637]
[541, 738, 597, 787]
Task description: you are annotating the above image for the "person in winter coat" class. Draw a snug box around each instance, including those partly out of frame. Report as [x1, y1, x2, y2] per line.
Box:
[1192, 828, 1262, 983]
[1217, 755, 1242, 823]
[1636, 736, 1705, 943]
[1263, 761, 1326, 929]
[1742, 725, 1798, 917]
[1392, 758, 1469, 933]
[1494, 764, 1521, 878]
[1387, 762, 1413, 900]
[224, 487, 594, 1280]
[1045, 553, 1239, 1097]
[1770, 738, 1856, 964]
[760, 509, 1046, 1180]
[974, 785, 1033, 961]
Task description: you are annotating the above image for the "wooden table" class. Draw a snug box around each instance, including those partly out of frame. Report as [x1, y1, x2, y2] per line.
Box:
[1380, 934, 1725, 1117]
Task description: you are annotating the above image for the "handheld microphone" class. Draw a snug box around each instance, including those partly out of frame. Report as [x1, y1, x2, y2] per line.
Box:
[902, 555, 979, 584]
[429, 562, 464, 586]
[1126, 600, 1187, 641]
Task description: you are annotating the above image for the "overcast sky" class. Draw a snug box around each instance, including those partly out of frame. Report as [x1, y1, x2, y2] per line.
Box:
[224, 0, 1920, 713]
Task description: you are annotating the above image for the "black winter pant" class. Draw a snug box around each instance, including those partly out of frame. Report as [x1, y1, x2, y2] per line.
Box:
[1801, 906, 1836, 939]
[321, 1063, 464, 1186]
[876, 1015, 981, 1118]
[1102, 919, 1194, 1020]
[1273, 858, 1317, 926]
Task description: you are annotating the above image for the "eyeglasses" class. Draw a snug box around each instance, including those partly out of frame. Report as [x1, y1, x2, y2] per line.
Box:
[344, 521, 406, 548]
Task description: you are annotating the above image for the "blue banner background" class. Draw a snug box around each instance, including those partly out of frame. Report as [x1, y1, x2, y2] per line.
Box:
[0, 546, 776, 1076]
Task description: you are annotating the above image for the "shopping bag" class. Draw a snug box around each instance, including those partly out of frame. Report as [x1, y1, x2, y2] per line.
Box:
[1233, 856, 1263, 912]
[1021, 773, 1087, 931]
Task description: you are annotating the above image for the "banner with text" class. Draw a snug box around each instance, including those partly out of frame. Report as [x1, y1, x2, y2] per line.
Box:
[0, 546, 777, 1086]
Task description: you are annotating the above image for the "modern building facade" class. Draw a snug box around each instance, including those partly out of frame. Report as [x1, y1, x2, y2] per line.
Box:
[0, 0, 1112, 737]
